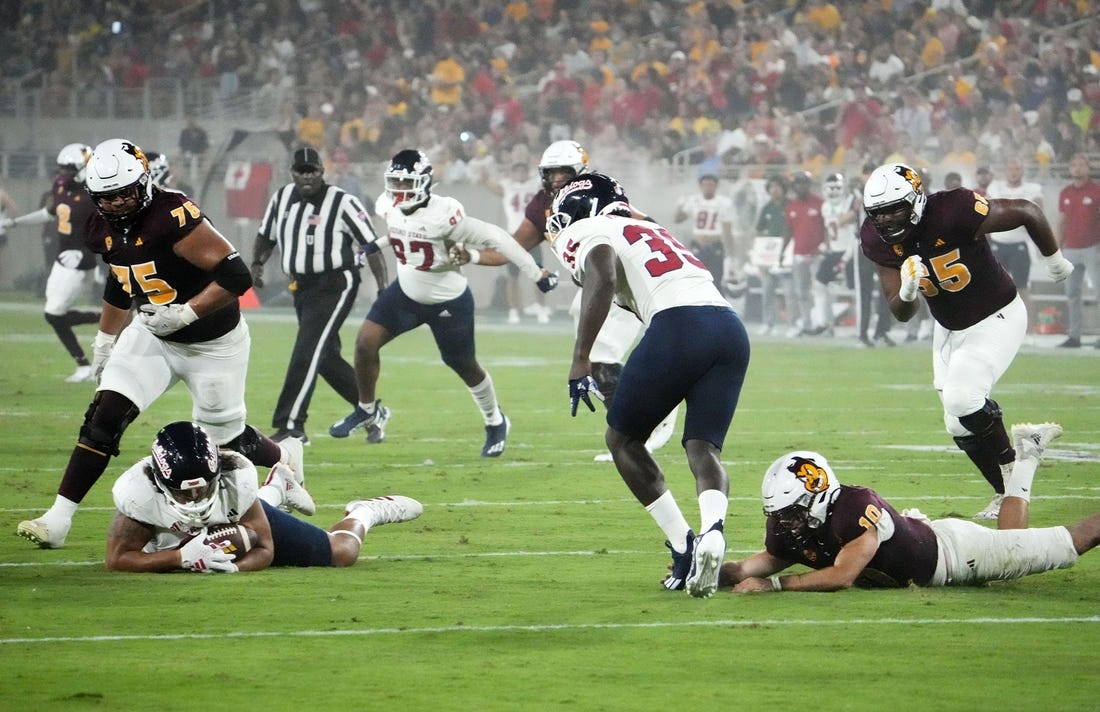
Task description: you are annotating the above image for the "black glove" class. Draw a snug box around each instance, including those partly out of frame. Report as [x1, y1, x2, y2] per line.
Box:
[536, 270, 559, 293]
[569, 375, 605, 416]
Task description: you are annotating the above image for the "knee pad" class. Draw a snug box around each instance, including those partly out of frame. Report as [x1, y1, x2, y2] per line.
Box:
[956, 398, 1002, 437]
[591, 362, 622, 407]
[222, 424, 264, 460]
[78, 391, 140, 457]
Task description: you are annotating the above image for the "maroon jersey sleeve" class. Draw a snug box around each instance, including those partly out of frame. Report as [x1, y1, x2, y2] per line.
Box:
[861, 188, 1016, 330]
[88, 189, 240, 343]
[524, 190, 553, 233]
[765, 486, 938, 588]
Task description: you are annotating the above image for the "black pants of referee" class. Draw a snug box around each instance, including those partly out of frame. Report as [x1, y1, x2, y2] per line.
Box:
[272, 269, 361, 435]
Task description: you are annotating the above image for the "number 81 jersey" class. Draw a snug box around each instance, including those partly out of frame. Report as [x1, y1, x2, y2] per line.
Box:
[549, 214, 729, 326]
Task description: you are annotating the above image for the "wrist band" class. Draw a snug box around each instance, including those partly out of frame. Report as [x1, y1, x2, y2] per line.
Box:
[769, 575, 782, 591]
[466, 248, 480, 265]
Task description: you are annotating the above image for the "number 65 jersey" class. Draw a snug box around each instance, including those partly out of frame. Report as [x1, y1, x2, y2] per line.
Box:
[549, 214, 729, 326]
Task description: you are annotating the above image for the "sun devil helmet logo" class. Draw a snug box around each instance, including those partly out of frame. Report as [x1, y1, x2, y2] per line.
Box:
[896, 165, 923, 195]
[788, 455, 830, 494]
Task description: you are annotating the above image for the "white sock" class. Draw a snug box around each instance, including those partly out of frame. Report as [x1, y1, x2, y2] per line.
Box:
[258, 484, 282, 508]
[358, 400, 377, 414]
[343, 507, 374, 532]
[1005, 455, 1037, 502]
[46, 495, 79, 521]
[645, 490, 692, 553]
[467, 374, 502, 425]
[698, 489, 728, 534]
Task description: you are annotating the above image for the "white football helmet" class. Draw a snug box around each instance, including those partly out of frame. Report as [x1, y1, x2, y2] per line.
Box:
[145, 151, 172, 189]
[56, 143, 92, 184]
[862, 163, 926, 244]
[85, 138, 154, 228]
[761, 450, 841, 529]
[538, 140, 589, 192]
[823, 172, 846, 201]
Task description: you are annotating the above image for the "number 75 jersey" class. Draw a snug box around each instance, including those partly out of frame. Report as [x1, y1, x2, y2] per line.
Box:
[549, 214, 729, 326]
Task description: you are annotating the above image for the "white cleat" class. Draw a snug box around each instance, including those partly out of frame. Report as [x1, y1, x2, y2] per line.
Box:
[1011, 422, 1063, 461]
[16, 516, 71, 549]
[973, 493, 1004, 520]
[279, 437, 306, 485]
[593, 451, 614, 462]
[65, 365, 94, 383]
[345, 495, 423, 528]
[263, 463, 315, 516]
[685, 522, 725, 598]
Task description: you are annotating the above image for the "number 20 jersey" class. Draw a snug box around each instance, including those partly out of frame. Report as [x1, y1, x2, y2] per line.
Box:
[859, 187, 1017, 331]
[549, 214, 728, 326]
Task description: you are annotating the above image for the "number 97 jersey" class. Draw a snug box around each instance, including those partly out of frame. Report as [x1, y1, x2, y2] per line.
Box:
[549, 214, 729, 326]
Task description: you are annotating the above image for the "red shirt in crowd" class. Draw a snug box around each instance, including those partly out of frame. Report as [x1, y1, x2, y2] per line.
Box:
[786, 194, 825, 256]
[1058, 178, 1100, 249]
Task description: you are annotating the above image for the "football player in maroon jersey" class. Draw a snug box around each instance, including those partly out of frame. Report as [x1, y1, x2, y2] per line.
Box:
[4, 143, 101, 382]
[16, 138, 300, 550]
[720, 427, 1100, 592]
[859, 163, 1073, 521]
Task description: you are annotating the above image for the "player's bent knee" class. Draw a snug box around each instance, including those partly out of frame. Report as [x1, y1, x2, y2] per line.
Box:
[78, 391, 140, 457]
[955, 398, 1003, 437]
[328, 529, 362, 567]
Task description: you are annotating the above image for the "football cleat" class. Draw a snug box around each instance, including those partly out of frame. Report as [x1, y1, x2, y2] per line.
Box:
[686, 521, 725, 598]
[345, 495, 423, 528]
[973, 493, 1004, 520]
[65, 364, 94, 383]
[16, 516, 71, 549]
[1011, 422, 1063, 461]
[329, 400, 390, 443]
[263, 463, 315, 516]
[481, 414, 510, 458]
[661, 530, 696, 591]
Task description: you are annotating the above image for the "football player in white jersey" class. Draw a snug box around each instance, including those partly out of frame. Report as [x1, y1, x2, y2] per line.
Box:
[673, 172, 735, 293]
[482, 158, 549, 324]
[547, 173, 751, 599]
[329, 149, 558, 457]
[106, 421, 422, 572]
[816, 172, 859, 337]
[986, 157, 1045, 331]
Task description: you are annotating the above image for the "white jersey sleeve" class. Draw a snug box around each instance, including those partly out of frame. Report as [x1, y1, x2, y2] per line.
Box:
[451, 215, 544, 282]
[376, 194, 469, 304]
[111, 452, 259, 553]
[550, 215, 728, 325]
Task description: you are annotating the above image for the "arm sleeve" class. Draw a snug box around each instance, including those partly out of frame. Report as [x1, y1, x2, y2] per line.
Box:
[452, 215, 544, 282]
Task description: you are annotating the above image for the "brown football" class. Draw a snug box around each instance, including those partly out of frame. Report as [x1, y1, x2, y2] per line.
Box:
[200, 524, 258, 556]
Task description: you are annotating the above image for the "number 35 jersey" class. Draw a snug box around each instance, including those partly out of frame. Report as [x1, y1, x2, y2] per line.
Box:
[549, 214, 728, 326]
[859, 187, 1016, 331]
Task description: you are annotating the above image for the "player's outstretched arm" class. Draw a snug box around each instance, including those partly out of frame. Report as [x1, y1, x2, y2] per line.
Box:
[105, 512, 188, 573]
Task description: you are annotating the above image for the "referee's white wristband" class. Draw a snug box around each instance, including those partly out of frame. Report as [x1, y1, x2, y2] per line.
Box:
[466, 248, 480, 265]
[769, 575, 782, 591]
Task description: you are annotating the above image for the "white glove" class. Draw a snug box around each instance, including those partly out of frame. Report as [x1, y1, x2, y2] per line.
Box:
[139, 303, 198, 336]
[91, 330, 116, 384]
[179, 532, 239, 573]
[58, 249, 83, 269]
[0, 217, 14, 230]
[898, 255, 923, 302]
[1043, 250, 1074, 283]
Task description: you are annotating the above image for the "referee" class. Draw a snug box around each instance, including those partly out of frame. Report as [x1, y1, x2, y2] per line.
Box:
[251, 147, 387, 444]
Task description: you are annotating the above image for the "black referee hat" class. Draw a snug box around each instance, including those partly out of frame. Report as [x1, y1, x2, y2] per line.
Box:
[292, 147, 322, 171]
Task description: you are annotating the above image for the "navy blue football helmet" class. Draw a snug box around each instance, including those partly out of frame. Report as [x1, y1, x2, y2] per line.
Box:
[149, 421, 221, 521]
[546, 172, 631, 240]
[385, 149, 433, 211]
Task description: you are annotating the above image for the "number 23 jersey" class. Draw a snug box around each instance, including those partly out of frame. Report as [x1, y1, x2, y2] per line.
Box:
[549, 214, 728, 326]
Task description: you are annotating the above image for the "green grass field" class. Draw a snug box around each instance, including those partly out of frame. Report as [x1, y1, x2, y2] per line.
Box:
[2, 299, 1098, 710]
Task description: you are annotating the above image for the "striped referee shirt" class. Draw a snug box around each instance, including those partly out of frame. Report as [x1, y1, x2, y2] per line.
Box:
[257, 183, 379, 275]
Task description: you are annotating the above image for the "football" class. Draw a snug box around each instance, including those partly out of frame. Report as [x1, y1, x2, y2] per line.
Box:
[196, 523, 258, 556]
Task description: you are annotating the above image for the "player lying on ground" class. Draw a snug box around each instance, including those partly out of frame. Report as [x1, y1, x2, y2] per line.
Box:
[717, 423, 1100, 591]
[105, 421, 422, 573]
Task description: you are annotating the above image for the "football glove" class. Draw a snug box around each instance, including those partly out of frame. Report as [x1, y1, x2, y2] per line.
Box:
[0, 217, 14, 230]
[898, 255, 923, 302]
[179, 532, 239, 573]
[536, 270, 559, 293]
[569, 375, 605, 416]
[91, 330, 116, 384]
[139, 303, 198, 336]
[58, 249, 83, 269]
[1043, 250, 1074, 283]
